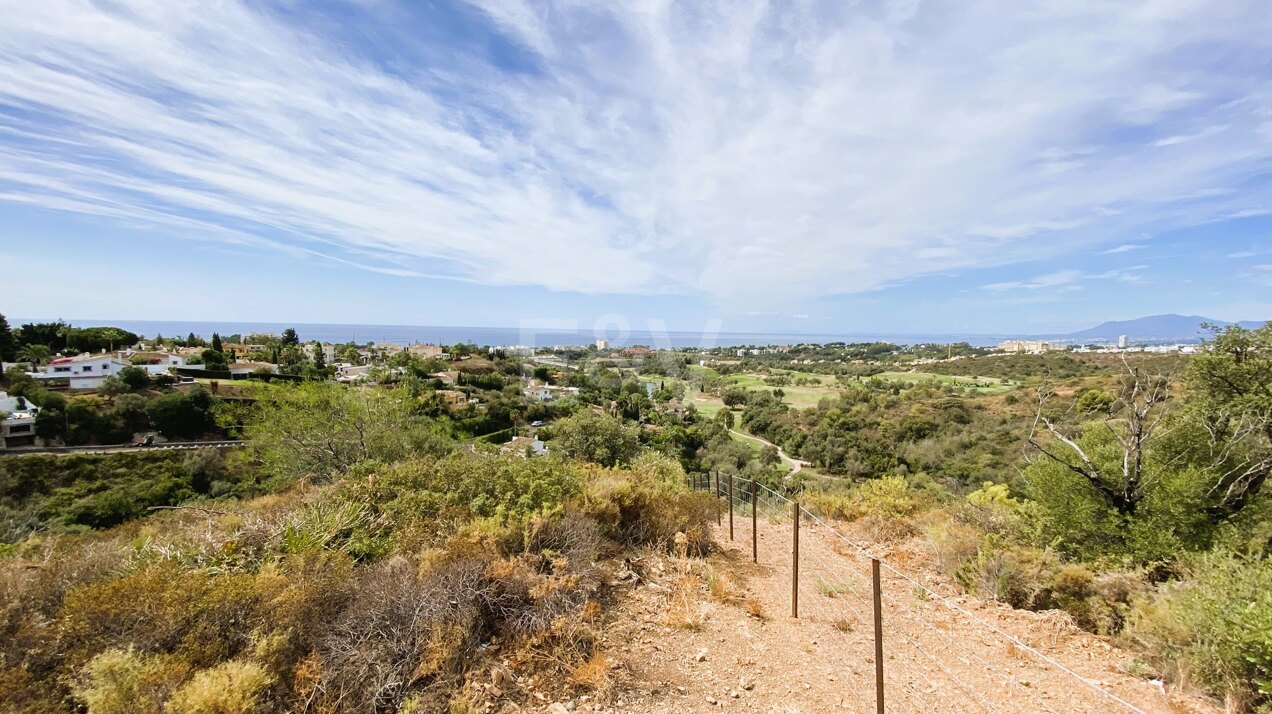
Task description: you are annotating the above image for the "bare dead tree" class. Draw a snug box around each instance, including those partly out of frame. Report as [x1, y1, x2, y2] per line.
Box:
[1025, 355, 1175, 516]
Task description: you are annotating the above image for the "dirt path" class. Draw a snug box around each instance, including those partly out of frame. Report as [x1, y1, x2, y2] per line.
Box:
[729, 428, 807, 476]
[583, 515, 1218, 714]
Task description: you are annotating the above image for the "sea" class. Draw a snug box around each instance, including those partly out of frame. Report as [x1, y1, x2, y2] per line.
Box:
[16, 319, 1008, 349]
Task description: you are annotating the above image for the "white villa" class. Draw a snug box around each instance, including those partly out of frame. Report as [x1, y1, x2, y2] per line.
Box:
[0, 390, 40, 449]
[524, 381, 581, 401]
[117, 350, 188, 375]
[37, 352, 131, 389]
[228, 362, 279, 377]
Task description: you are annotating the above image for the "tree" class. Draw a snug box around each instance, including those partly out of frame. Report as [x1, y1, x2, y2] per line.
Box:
[146, 387, 217, 439]
[3, 366, 35, 395]
[17, 321, 69, 351]
[760, 444, 781, 468]
[548, 411, 641, 467]
[715, 408, 735, 429]
[281, 328, 300, 346]
[211, 332, 223, 353]
[117, 365, 151, 391]
[1026, 357, 1172, 517]
[235, 382, 452, 482]
[16, 344, 52, 368]
[200, 349, 228, 372]
[1184, 322, 1272, 519]
[1025, 331, 1272, 560]
[0, 313, 14, 361]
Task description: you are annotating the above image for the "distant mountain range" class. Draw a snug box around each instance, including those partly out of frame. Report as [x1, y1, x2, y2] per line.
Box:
[1063, 314, 1267, 342]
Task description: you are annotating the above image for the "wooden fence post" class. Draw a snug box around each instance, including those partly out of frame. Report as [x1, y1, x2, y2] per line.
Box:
[791, 500, 800, 619]
[751, 479, 758, 563]
[872, 558, 884, 714]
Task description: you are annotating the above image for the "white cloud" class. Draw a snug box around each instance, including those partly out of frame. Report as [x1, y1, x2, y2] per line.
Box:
[983, 269, 1085, 291]
[1, 0, 1271, 309]
[983, 264, 1148, 291]
[1101, 243, 1147, 254]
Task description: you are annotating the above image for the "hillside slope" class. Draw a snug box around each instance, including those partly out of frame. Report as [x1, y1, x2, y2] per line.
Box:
[580, 519, 1219, 714]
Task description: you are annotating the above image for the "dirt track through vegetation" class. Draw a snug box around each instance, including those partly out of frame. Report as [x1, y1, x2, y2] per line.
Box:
[598, 509, 1218, 714]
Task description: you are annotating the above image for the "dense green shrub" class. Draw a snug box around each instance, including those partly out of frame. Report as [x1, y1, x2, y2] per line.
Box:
[547, 411, 641, 467]
[1128, 552, 1272, 711]
[0, 451, 252, 541]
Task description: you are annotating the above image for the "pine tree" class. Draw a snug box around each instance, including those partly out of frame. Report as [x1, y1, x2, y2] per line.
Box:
[212, 332, 223, 353]
[0, 313, 14, 362]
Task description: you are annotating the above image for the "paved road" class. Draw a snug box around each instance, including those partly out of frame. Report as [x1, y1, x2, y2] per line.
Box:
[728, 428, 807, 476]
[0, 440, 244, 457]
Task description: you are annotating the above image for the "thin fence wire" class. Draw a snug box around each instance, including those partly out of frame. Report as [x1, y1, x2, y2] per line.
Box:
[692, 474, 1151, 714]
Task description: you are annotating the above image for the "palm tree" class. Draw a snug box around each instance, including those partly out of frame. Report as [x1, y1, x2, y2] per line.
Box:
[16, 344, 51, 367]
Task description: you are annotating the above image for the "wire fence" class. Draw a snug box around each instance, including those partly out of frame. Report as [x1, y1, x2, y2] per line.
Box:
[685, 472, 1155, 714]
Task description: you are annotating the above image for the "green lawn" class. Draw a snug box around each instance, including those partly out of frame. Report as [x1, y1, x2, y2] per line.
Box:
[720, 373, 841, 409]
[872, 371, 1017, 394]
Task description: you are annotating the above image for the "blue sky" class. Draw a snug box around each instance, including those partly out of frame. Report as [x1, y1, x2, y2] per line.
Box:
[1, 0, 1271, 335]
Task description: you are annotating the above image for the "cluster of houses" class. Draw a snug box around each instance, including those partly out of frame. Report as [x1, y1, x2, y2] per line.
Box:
[1, 340, 456, 391]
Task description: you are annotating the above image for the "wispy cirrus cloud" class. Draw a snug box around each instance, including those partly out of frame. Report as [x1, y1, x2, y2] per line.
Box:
[1102, 243, 1147, 254]
[2, 0, 1272, 309]
[983, 265, 1148, 291]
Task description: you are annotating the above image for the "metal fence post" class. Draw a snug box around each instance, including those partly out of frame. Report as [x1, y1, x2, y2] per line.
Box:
[791, 500, 800, 619]
[751, 479, 758, 563]
[728, 473, 734, 540]
[872, 558, 884, 714]
[714, 472, 721, 525]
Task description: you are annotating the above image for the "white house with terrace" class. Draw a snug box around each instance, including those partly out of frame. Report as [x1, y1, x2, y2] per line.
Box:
[37, 352, 131, 389]
[0, 390, 40, 450]
[116, 350, 188, 375]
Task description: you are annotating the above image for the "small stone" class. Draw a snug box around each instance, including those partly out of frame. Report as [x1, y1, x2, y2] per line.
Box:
[729, 690, 740, 698]
[705, 696, 718, 705]
[695, 648, 709, 662]
[547, 704, 569, 714]
[740, 677, 754, 691]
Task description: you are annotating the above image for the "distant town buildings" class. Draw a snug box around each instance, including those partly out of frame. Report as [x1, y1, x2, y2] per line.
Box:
[408, 343, 445, 358]
[595, 339, 609, 350]
[997, 340, 1067, 354]
[1118, 334, 1129, 349]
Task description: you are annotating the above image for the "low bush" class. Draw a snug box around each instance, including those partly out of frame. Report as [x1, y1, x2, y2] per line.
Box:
[1127, 551, 1272, 711]
[581, 453, 718, 554]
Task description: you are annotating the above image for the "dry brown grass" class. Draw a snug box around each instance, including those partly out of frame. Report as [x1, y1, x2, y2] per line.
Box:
[744, 596, 766, 621]
[664, 574, 706, 629]
[704, 565, 739, 603]
[568, 651, 611, 693]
